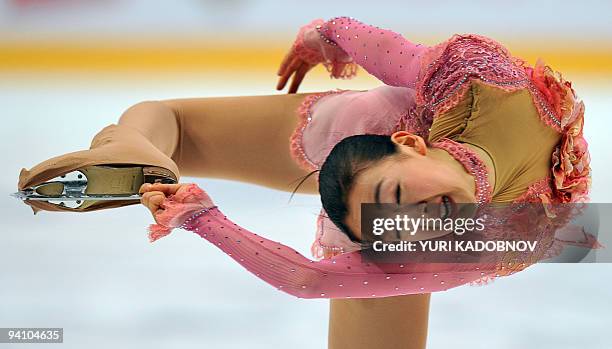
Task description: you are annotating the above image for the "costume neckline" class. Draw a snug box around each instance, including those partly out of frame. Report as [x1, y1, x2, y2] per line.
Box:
[431, 138, 493, 204]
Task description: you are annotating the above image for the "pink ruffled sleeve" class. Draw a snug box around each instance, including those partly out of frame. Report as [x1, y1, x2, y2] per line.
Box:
[313, 16, 430, 88]
[147, 184, 603, 298]
[147, 184, 498, 299]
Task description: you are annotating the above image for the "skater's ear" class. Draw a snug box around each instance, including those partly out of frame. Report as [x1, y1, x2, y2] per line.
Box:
[390, 131, 427, 156]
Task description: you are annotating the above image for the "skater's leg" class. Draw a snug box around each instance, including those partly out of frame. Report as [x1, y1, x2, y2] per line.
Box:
[118, 92, 319, 194]
[118, 101, 180, 160]
[329, 295, 431, 349]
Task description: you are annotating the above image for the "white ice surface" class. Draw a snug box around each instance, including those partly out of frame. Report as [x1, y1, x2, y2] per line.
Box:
[0, 75, 610, 349]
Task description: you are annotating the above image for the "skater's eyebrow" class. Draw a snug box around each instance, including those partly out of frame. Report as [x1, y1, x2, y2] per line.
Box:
[374, 178, 384, 205]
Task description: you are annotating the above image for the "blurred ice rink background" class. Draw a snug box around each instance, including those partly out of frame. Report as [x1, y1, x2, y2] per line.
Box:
[1, 1, 611, 348]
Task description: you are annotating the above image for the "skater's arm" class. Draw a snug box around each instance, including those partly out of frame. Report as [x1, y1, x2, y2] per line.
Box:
[316, 16, 429, 88]
[142, 182, 491, 299]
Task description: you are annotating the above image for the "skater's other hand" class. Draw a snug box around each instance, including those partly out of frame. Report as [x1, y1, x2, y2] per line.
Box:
[276, 20, 354, 93]
[276, 44, 317, 94]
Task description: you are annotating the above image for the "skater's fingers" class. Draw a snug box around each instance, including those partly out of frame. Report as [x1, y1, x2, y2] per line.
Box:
[148, 193, 166, 212]
[276, 56, 300, 91]
[277, 49, 295, 76]
[288, 63, 310, 94]
[150, 183, 184, 196]
[141, 190, 163, 209]
[276, 73, 290, 91]
[141, 190, 166, 216]
[140, 190, 156, 207]
[139, 183, 153, 194]
[276, 57, 293, 91]
[139, 182, 183, 196]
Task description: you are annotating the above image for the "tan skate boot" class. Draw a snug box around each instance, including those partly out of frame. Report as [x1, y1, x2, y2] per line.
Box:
[15, 123, 180, 214]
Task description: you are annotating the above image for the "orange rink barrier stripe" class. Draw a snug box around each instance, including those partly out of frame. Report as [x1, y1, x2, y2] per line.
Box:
[1, 40, 611, 75]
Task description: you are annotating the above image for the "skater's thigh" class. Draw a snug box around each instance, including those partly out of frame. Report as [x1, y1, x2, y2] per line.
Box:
[163, 92, 320, 194]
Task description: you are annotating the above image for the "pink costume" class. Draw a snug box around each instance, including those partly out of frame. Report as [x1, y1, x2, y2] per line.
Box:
[146, 17, 594, 298]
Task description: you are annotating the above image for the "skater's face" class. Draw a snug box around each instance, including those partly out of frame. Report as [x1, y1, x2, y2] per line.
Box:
[343, 132, 477, 240]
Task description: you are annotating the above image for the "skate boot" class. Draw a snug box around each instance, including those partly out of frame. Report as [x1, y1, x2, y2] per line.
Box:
[13, 123, 180, 214]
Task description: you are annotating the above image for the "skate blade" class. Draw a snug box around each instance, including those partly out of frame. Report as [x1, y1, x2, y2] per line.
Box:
[13, 165, 175, 209]
[11, 191, 142, 201]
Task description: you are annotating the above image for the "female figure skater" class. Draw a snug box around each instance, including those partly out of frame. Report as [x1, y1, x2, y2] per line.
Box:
[16, 17, 591, 349]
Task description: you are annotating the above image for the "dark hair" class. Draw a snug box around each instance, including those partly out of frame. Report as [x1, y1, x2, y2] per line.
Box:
[318, 134, 398, 241]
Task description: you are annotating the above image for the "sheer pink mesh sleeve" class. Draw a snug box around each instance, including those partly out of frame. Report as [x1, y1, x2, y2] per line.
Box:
[147, 184, 495, 299]
[310, 16, 430, 88]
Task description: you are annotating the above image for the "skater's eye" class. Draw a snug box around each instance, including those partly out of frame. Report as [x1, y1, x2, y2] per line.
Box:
[395, 184, 401, 205]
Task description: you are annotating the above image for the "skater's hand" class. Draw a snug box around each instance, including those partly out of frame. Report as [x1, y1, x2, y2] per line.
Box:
[140, 183, 186, 217]
[140, 182, 215, 225]
[276, 41, 317, 94]
[142, 182, 216, 241]
[276, 19, 354, 93]
[276, 19, 326, 93]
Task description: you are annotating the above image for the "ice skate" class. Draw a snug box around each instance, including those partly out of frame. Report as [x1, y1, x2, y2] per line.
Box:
[14, 123, 180, 214]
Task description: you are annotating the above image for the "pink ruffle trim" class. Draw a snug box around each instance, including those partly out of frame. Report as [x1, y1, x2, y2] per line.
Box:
[513, 177, 554, 204]
[394, 104, 431, 139]
[147, 183, 214, 243]
[415, 33, 566, 131]
[415, 38, 458, 113]
[322, 61, 358, 80]
[431, 138, 493, 204]
[415, 33, 591, 204]
[288, 89, 348, 173]
[311, 208, 361, 260]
